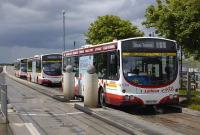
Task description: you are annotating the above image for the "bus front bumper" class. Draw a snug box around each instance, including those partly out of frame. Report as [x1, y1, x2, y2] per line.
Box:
[39, 77, 61, 85]
[105, 93, 179, 106]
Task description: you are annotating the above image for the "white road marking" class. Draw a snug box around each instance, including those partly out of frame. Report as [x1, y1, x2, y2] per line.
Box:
[25, 123, 41, 135]
[10, 111, 84, 116]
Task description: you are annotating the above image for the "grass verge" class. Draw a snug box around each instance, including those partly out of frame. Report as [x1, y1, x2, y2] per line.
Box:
[179, 89, 200, 111]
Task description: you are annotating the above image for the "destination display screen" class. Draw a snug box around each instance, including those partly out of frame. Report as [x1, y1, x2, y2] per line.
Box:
[21, 59, 27, 63]
[42, 55, 62, 61]
[122, 38, 176, 52]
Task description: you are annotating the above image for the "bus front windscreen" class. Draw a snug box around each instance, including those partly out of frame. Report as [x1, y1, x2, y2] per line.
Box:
[122, 39, 178, 86]
[42, 61, 62, 76]
[21, 63, 27, 72]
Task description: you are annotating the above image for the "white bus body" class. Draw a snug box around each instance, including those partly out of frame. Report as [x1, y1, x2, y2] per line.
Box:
[27, 57, 33, 81]
[14, 58, 28, 79]
[62, 37, 180, 106]
[31, 54, 62, 85]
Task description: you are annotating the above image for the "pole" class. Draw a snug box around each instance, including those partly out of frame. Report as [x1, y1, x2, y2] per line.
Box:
[74, 41, 76, 49]
[62, 10, 66, 51]
[187, 71, 191, 100]
[180, 45, 183, 89]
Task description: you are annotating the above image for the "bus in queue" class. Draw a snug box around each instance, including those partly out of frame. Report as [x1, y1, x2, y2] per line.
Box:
[14, 58, 28, 79]
[31, 53, 62, 86]
[27, 57, 33, 81]
[62, 37, 179, 106]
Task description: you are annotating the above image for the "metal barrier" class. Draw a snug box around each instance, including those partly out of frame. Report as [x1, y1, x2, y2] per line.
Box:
[0, 67, 8, 123]
[0, 84, 8, 123]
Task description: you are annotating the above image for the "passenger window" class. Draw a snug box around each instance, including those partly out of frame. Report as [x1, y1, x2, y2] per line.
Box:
[108, 51, 119, 80]
[36, 60, 41, 73]
[94, 53, 107, 79]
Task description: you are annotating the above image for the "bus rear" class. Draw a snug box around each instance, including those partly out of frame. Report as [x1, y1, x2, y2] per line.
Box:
[117, 37, 179, 106]
[27, 57, 33, 81]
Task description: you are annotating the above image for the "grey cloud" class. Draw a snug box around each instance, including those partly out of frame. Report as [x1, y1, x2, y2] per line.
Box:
[0, 0, 156, 63]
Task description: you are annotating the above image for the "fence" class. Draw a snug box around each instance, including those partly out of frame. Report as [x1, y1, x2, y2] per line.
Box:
[181, 71, 199, 90]
[0, 84, 8, 123]
[0, 67, 8, 123]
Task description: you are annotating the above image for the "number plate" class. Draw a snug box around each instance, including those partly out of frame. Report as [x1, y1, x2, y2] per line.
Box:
[145, 100, 157, 104]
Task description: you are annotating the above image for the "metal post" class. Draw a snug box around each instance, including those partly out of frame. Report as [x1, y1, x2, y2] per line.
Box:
[62, 10, 66, 51]
[74, 41, 76, 49]
[187, 71, 191, 100]
[180, 45, 183, 89]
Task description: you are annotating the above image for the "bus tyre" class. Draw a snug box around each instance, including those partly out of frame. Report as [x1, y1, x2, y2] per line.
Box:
[99, 89, 106, 107]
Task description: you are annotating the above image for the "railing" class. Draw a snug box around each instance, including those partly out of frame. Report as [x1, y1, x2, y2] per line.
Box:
[0, 66, 8, 123]
[181, 71, 199, 90]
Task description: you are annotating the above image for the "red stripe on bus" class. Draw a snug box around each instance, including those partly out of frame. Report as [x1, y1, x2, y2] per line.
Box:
[125, 79, 176, 89]
[105, 93, 144, 106]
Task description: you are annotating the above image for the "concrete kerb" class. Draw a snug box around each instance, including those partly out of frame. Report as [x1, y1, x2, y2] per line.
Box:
[4, 70, 68, 102]
[74, 103, 143, 135]
[182, 107, 200, 117]
[5, 66, 200, 115]
[4, 68, 81, 103]
[4, 67, 200, 129]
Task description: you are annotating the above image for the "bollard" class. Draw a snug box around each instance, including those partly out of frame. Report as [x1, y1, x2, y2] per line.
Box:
[63, 65, 75, 100]
[84, 65, 98, 108]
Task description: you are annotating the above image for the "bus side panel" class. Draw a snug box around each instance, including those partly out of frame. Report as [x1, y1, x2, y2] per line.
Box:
[78, 55, 93, 96]
[32, 61, 36, 83]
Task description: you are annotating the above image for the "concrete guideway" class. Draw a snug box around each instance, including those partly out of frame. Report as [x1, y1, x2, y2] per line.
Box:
[1, 68, 129, 135]
[4, 66, 200, 135]
[75, 103, 183, 135]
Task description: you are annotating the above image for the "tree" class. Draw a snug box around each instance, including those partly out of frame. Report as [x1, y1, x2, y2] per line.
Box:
[143, 0, 200, 60]
[85, 15, 144, 45]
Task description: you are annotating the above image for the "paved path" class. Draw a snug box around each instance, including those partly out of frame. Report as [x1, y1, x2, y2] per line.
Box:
[1, 73, 129, 135]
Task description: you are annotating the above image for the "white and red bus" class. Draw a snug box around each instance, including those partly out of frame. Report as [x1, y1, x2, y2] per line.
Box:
[31, 54, 62, 86]
[27, 57, 33, 81]
[14, 58, 28, 79]
[62, 37, 180, 106]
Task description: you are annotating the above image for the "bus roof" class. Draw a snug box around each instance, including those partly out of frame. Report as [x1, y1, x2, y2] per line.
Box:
[40, 53, 61, 57]
[62, 37, 177, 57]
[120, 37, 176, 43]
[16, 58, 28, 61]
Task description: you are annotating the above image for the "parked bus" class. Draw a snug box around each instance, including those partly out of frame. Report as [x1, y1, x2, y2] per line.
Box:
[62, 37, 179, 106]
[31, 54, 62, 85]
[14, 58, 28, 79]
[27, 57, 33, 81]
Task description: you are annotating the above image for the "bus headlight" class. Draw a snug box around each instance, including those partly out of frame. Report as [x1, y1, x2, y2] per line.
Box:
[169, 94, 173, 99]
[125, 95, 129, 101]
[130, 95, 134, 100]
[122, 89, 126, 93]
[173, 94, 178, 98]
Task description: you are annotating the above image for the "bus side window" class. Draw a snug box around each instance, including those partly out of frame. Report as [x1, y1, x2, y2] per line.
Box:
[74, 56, 79, 77]
[36, 60, 41, 73]
[108, 51, 119, 80]
[63, 57, 67, 71]
[94, 53, 107, 79]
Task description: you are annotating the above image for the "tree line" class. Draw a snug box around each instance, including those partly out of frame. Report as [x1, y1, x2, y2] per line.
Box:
[85, 0, 200, 60]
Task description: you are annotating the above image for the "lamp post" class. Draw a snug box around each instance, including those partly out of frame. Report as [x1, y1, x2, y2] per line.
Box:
[62, 10, 66, 51]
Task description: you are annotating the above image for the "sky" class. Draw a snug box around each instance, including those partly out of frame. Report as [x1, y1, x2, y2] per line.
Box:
[0, 0, 155, 63]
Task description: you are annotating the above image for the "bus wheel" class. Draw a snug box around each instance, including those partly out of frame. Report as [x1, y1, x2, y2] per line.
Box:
[99, 88, 106, 107]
